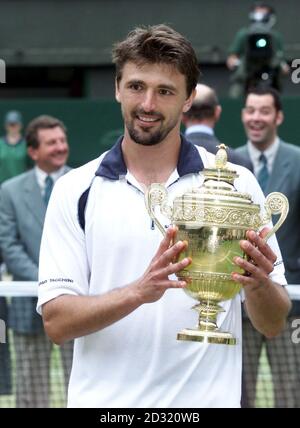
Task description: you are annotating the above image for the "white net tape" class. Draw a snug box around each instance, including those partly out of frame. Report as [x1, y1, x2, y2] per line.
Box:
[0, 282, 300, 299]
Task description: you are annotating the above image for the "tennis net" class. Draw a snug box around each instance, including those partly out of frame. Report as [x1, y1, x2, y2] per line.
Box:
[0, 282, 299, 408]
[0, 281, 73, 408]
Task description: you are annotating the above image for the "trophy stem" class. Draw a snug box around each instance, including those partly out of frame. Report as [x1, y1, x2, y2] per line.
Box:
[177, 300, 237, 345]
[195, 302, 222, 331]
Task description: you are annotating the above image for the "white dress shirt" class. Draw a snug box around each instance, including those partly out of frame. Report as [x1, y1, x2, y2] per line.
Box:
[247, 137, 280, 176]
[185, 124, 214, 136]
[34, 165, 66, 199]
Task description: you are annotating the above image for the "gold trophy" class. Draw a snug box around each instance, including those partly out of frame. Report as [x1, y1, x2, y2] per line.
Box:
[145, 145, 289, 345]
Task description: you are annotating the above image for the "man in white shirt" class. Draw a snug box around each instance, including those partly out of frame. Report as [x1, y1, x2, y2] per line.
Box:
[38, 26, 290, 408]
[236, 87, 300, 407]
[0, 115, 73, 407]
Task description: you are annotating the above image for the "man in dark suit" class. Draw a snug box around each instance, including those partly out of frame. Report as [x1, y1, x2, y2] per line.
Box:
[0, 115, 73, 407]
[236, 86, 300, 408]
[182, 83, 253, 171]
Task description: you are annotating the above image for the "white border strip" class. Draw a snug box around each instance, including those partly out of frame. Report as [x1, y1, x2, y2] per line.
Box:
[0, 282, 38, 297]
[0, 282, 300, 300]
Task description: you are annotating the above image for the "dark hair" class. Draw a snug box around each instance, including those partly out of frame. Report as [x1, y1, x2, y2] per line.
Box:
[245, 86, 282, 111]
[25, 115, 67, 148]
[112, 24, 200, 97]
[184, 88, 219, 120]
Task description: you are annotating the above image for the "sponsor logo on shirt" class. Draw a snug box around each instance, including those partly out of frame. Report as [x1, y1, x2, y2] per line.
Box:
[39, 278, 74, 286]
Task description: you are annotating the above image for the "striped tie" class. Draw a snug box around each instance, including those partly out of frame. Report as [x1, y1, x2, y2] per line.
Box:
[257, 153, 269, 194]
[44, 175, 54, 206]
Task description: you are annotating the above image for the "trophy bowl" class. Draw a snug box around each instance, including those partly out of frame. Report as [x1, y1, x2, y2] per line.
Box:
[145, 145, 289, 345]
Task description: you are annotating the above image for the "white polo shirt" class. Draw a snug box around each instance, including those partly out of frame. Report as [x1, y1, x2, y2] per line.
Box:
[37, 136, 286, 408]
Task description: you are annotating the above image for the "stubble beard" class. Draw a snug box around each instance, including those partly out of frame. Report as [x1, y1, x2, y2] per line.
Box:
[248, 129, 272, 149]
[127, 124, 169, 146]
[124, 108, 178, 147]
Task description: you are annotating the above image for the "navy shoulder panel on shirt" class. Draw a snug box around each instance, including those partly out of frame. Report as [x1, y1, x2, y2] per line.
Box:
[78, 186, 91, 231]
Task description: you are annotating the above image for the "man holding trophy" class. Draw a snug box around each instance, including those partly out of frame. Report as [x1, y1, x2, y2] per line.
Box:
[37, 25, 291, 408]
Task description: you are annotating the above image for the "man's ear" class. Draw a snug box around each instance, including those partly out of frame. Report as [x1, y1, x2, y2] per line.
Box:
[276, 110, 284, 127]
[115, 79, 121, 103]
[27, 146, 38, 162]
[215, 105, 222, 122]
[182, 88, 196, 113]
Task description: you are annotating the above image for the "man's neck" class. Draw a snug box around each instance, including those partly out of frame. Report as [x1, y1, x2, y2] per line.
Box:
[184, 118, 215, 129]
[6, 133, 22, 145]
[250, 136, 278, 152]
[121, 132, 181, 187]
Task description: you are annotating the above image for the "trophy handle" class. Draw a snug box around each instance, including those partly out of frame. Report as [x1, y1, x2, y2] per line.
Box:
[145, 183, 172, 236]
[262, 192, 289, 242]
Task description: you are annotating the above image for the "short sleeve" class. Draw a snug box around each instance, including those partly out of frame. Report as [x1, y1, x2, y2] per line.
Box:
[37, 175, 90, 314]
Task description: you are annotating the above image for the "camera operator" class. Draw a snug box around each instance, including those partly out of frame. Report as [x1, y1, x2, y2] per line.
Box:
[227, 2, 289, 98]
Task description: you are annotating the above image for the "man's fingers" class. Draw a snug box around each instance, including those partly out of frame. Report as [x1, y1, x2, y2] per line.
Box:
[155, 279, 187, 289]
[239, 240, 274, 274]
[232, 272, 260, 287]
[246, 230, 277, 264]
[258, 227, 269, 240]
[154, 240, 188, 269]
[156, 256, 192, 277]
[233, 256, 261, 276]
[152, 226, 177, 262]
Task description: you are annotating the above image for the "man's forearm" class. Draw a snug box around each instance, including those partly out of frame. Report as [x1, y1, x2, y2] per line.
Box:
[42, 284, 142, 345]
[244, 280, 291, 338]
[42, 232, 191, 345]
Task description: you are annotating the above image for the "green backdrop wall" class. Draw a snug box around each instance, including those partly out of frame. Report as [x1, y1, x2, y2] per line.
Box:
[1, 0, 299, 65]
[0, 97, 299, 168]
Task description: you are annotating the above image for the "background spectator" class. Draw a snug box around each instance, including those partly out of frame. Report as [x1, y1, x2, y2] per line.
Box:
[236, 87, 300, 408]
[0, 115, 73, 407]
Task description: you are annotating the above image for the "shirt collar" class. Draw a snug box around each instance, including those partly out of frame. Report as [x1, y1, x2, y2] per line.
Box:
[35, 165, 66, 191]
[96, 134, 204, 180]
[185, 124, 214, 136]
[247, 137, 280, 163]
[3, 136, 24, 146]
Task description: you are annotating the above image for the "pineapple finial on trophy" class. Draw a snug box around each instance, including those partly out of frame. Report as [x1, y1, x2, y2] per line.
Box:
[215, 144, 228, 169]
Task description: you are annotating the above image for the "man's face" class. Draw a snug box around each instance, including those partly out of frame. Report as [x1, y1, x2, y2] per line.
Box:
[115, 61, 194, 146]
[242, 94, 283, 149]
[28, 126, 69, 173]
[6, 122, 22, 135]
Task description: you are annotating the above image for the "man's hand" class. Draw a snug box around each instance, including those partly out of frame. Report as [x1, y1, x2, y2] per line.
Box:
[131, 226, 191, 304]
[232, 228, 291, 337]
[232, 228, 277, 291]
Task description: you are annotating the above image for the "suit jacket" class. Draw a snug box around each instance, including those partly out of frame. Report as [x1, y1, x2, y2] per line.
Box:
[0, 166, 71, 333]
[186, 131, 253, 171]
[236, 141, 300, 314]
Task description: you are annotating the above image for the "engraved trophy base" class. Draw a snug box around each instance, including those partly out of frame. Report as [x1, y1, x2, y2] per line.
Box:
[176, 300, 237, 345]
[177, 328, 236, 345]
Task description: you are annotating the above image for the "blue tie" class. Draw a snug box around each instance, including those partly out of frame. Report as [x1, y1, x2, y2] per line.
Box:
[44, 175, 54, 206]
[257, 153, 269, 194]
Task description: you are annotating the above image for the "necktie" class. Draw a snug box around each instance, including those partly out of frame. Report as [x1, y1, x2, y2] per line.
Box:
[44, 175, 54, 206]
[257, 153, 269, 194]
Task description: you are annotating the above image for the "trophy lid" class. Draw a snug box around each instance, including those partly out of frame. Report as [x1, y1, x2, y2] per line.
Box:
[172, 144, 262, 228]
